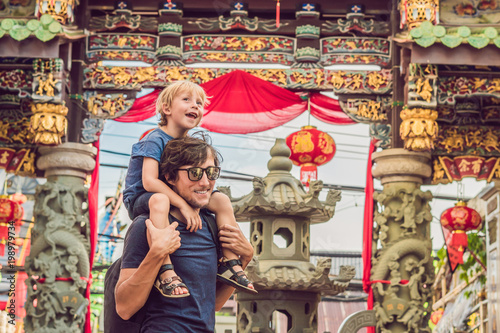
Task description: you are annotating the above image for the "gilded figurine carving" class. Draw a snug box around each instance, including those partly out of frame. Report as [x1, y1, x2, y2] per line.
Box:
[36, 73, 58, 97]
[400, 108, 438, 151]
[30, 103, 68, 145]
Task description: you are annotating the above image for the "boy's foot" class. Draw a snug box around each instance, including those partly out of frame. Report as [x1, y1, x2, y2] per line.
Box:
[154, 264, 190, 298]
[217, 258, 258, 295]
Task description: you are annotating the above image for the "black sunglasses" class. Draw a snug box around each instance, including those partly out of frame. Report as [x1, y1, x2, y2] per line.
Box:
[177, 166, 221, 181]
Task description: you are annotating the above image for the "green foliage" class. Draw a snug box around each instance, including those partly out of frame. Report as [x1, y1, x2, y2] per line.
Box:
[434, 247, 448, 274]
[459, 229, 486, 286]
[434, 226, 486, 289]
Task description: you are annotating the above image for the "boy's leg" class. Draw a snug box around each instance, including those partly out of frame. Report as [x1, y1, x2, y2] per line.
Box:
[148, 193, 189, 296]
[208, 192, 255, 291]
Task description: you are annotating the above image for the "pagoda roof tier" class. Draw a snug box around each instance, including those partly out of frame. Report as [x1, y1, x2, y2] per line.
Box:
[225, 138, 341, 223]
[245, 257, 355, 295]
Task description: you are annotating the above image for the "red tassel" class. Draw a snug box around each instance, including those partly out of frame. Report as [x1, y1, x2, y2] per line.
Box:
[451, 231, 468, 250]
[276, 0, 280, 28]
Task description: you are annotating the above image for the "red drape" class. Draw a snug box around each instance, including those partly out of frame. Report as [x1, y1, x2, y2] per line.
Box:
[118, 71, 352, 133]
[199, 70, 306, 133]
[309, 93, 355, 125]
[114, 90, 159, 123]
[85, 140, 99, 333]
[362, 140, 376, 333]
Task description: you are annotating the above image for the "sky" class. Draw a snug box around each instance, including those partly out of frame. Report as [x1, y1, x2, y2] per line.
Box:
[98, 107, 490, 254]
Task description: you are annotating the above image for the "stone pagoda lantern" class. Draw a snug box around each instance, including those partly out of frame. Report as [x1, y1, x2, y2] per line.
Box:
[220, 139, 355, 333]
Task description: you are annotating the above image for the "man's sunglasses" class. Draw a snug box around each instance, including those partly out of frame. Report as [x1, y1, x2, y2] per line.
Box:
[177, 166, 221, 181]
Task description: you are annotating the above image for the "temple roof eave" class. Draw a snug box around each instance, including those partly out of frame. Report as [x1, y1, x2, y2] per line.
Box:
[233, 205, 335, 223]
[245, 258, 355, 295]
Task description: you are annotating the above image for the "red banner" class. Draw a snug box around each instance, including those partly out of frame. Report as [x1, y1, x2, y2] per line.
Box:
[439, 156, 500, 182]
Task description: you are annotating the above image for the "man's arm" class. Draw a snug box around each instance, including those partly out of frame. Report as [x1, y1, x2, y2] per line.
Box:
[215, 224, 254, 311]
[115, 220, 181, 320]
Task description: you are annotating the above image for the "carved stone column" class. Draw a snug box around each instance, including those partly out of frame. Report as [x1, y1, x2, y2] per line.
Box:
[371, 148, 434, 333]
[24, 143, 97, 333]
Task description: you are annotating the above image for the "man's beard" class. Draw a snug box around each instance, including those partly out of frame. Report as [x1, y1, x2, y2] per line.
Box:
[184, 191, 211, 209]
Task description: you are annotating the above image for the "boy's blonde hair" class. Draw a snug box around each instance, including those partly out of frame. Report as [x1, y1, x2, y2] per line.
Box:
[155, 81, 208, 126]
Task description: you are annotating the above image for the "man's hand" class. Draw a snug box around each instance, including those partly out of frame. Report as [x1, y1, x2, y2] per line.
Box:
[146, 220, 181, 257]
[180, 204, 203, 232]
[218, 224, 254, 268]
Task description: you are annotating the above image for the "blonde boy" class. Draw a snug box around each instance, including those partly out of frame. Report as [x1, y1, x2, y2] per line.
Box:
[123, 81, 256, 297]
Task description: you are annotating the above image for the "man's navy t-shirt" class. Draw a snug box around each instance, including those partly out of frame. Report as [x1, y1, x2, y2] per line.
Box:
[121, 214, 218, 333]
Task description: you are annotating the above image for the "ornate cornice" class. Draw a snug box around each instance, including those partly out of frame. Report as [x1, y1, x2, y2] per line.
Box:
[82, 65, 394, 92]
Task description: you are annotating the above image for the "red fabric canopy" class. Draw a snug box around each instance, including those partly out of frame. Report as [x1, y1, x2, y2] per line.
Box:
[310, 92, 355, 125]
[114, 89, 159, 123]
[199, 70, 306, 134]
[115, 70, 354, 132]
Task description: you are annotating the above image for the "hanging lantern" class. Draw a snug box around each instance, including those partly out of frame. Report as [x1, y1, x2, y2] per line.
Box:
[440, 201, 482, 251]
[285, 125, 336, 186]
[0, 196, 23, 223]
[0, 196, 23, 256]
[430, 308, 444, 325]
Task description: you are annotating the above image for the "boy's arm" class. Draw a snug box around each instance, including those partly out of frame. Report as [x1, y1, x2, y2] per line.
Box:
[215, 224, 254, 310]
[142, 157, 201, 231]
[115, 220, 180, 320]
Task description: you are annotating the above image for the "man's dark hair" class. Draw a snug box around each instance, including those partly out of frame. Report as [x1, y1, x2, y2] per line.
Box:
[160, 132, 222, 182]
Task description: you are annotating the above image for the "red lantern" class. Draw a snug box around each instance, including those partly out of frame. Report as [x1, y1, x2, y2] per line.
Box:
[285, 125, 336, 186]
[430, 308, 444, 325]
[440, 201, 482, 251]
[0, 196, 23, 256]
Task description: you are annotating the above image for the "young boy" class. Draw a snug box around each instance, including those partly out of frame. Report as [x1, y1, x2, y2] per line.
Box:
[123, 81, 257, 298]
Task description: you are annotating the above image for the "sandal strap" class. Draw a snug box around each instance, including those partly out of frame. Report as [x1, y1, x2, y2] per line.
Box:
[221, 259, 242, 268]
[157, 264, 174, 280]
[162, 280, 187, 292]
[161, 275, 182, 285]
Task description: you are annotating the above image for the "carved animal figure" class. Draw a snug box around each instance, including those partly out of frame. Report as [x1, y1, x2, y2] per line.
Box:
[440, 130, 464, 152]
[244, 38, 267, 51]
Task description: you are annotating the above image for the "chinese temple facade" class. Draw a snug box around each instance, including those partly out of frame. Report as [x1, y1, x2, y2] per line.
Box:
[2, 0, 500, 331]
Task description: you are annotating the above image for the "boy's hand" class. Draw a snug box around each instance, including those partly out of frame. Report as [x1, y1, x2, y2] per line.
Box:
[180, 205, 202, 232]
[146, 220, 181, 256]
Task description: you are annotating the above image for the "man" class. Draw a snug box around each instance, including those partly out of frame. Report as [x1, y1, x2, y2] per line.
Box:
[115, 135, 254, 332]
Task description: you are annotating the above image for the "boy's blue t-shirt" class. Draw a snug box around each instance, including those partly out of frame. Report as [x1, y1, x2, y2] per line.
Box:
[123, 128, 173, 210]
[121, 214, 218, 333]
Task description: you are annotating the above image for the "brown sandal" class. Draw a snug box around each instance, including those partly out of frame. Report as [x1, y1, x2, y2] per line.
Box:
[154, 264, 190, 298]
[217, 259, 258, 294]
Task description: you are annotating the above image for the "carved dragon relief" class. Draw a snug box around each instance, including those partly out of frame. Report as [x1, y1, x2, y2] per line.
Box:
[25, 181, 90, 332]
[371, 186, 434, 333]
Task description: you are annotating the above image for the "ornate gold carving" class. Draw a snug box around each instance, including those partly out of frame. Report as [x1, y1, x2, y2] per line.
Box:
[415, 78, 433, 102]
[0, 118, 32, 144]
[19, 152, 36, 177]
[366, 72, 388, 90]
[330, 71, 345, 89]
[87, 94, 126, 117]
[36, 73, 58, 97]
[400, 108, 438, 151]
[402, 0, 440, 29]
[30, 103, 68, 145]
[36, 0, 76, 24]
[358, 100, 387, 121]
[432, 159, 448, 184]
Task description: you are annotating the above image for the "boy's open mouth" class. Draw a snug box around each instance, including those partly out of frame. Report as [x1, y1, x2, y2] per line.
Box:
[186, 112, 198, 119]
